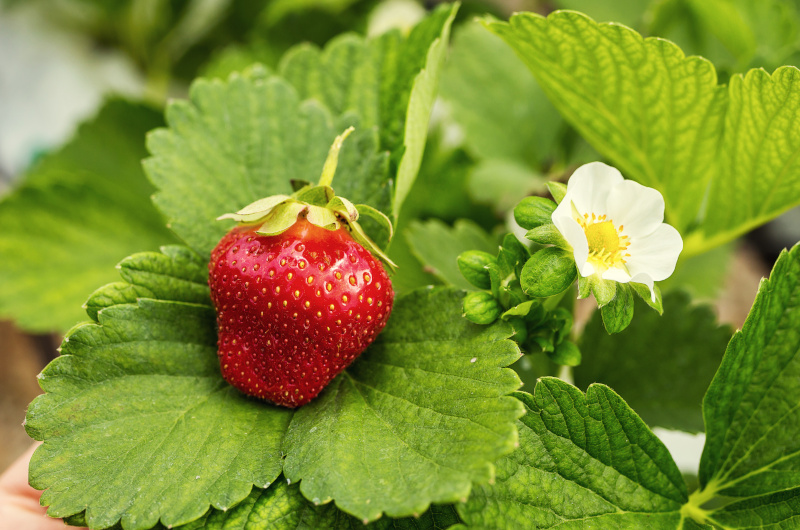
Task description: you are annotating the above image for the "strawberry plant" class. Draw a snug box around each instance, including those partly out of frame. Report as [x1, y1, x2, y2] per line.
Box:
[3, 1, 800, 529]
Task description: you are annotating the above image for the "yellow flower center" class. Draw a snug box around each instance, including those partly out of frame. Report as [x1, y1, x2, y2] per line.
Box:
[577, 212, 630, 273]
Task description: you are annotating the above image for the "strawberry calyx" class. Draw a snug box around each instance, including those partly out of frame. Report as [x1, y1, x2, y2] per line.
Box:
[217, 127, 397, 272]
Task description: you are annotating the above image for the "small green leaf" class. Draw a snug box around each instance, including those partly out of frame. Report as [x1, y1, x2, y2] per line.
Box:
[548, 340, 581, 366]
[457, 250, 496, 290]
[283, 288, 524, 522]
[699, 243, 800, 497]
[524, 224, 570, 249]
[632, 281, 664, 314]
[600, 283, 634, 334]
[575, 291, 731, 433]
[546, 181, 567, 204]
[578, 274, 617, 306]
[520, 247, 578, 297]
[405, 219, 497, 291]
[463, 291, 501, 325]
[513, 196, 557, 230]
[456, 382, 689, 529]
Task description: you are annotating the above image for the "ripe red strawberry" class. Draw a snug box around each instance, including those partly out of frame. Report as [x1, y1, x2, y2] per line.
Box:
[207, 128, 396, 407]
[209, 218, 393, 407]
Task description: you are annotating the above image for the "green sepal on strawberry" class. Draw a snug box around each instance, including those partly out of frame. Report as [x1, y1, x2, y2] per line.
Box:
[209, 128, 395, 408]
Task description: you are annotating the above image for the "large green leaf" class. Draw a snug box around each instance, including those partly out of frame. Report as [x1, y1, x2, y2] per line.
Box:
[404, 219, 497, 291]
[488, 11, 800, 255]
[25, 246, 292, 530]
[277, 4, 458, 219]
[455, 382, 695, 529]
[144, 67, 387, 256]
[697, 244, 800, 504]
[0, 99, 177, 332]
[283, 288, 524, 521]
[178, 479, 461, 529]
[27, 246, 523, 528]
[575, 292, 732, 433]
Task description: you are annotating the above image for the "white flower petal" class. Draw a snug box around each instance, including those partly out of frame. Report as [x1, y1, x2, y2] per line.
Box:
[605, 180, 665, 237]
[565, 162, 624, 217]
[629, 273, 656, 301]
[553, 215, 592, 276]
[625, 224, 684, 282]
[602, 267, 632, 283]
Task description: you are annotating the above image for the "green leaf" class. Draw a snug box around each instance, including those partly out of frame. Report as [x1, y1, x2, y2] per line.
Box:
[600, 283, 634, 334]
[392, 4, 458, 220]
[707, 487, 800, 529]
[278, 4, 458, 220]
[549, 340, 581, 367]
[0, 99, 177, 332]
[144, 68, 387, 256]
[487, 11, 726, 234]
[405, 219, 497, 291]
[575, 291, 732, 433]
[178, 479, 462, 529]
[699, 243, 800, 497]
[524, 224, 569, 249]
[488, 11, 800, 253]
[282, 288, 524, 522]
[456, 382, 690, 529]
[520, 247, 577, 298]
[440, 20, 562, 168]
[25, 246, 292, 530]
[554, 0, 652, 28]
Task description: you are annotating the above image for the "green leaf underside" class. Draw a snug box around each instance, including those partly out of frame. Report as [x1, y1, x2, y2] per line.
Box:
[277, 3, 458, 221]
[283, 288, 524, 521]
[27, 247, 523, 528]
[488, 11, 800, 252]
[178, 480, 461, 529]
[575, 292, 732, 433]
[0, 99, 176, 332]
[456, 382, 690, 529]
[404, 219, 497, 290]
[144, 68, 388, 256]
[700, 243, 800, 498]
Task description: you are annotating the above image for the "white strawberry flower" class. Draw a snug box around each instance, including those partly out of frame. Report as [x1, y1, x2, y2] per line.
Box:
[551, 162, 683, 301]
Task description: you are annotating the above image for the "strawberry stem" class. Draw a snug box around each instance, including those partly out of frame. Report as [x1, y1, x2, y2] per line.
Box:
[318, 127, 355, 188]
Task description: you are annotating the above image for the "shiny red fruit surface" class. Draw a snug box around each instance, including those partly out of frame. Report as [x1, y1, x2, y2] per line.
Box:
[209, 218, 394, 407]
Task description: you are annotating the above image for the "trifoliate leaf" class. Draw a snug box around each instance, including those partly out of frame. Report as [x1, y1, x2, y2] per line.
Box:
[405, 219, 497, 291]
[440, 20, 561, 168]
[0, 99, 177, 332]
[455, 382, 690, 529]
[27, 249, 523, 528]
[575, 291, 731, 433]
[25, 248, 292, 530]
[699, 243, 800, 498]
[282, 288, 524, 522]
[144, 68, 387, 256]
[177, 479, 461, 529]
[278, 4, 458, 220]
[488, 11, 800, 254]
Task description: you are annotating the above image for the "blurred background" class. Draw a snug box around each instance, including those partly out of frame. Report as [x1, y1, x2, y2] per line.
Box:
[2, 0, 799, 480]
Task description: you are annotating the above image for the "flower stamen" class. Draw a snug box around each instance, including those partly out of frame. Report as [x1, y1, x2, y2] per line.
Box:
[574, 205, 630, 273]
